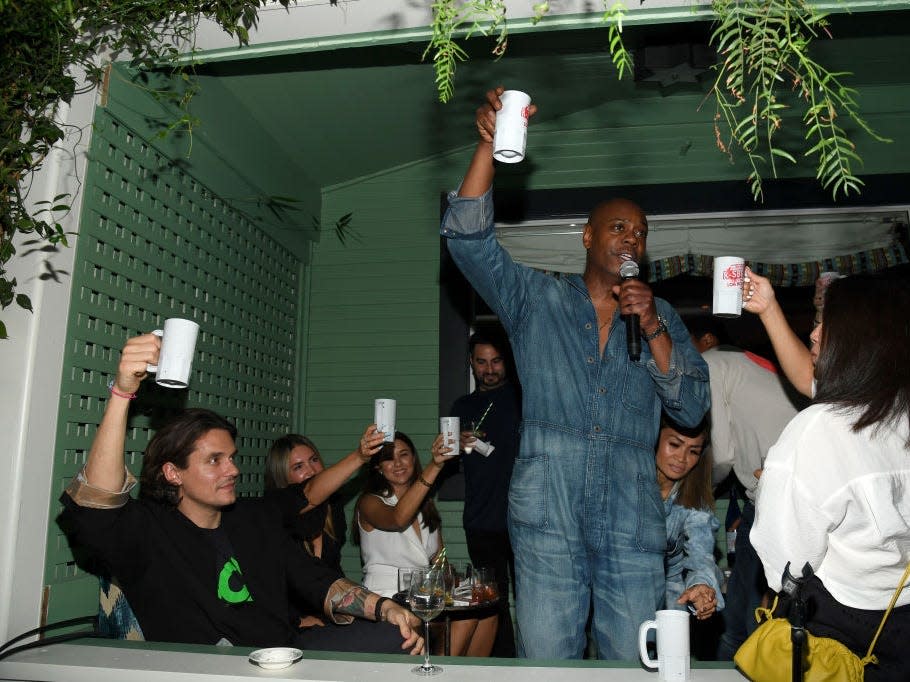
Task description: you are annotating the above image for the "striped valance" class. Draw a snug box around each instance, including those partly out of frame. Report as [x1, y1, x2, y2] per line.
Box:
[649, 241, 908, 286]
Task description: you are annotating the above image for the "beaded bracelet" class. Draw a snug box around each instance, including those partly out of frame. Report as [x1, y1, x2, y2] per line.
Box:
[416, 474, 433, 489]
[107, 378, 137, 400]
[643, 316, 669, 342]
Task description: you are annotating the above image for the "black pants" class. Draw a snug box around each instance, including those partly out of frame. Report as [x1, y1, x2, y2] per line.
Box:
[294, 618, 409, 654]
[466, 528, 516, 658]
[803, 575, 910, 682]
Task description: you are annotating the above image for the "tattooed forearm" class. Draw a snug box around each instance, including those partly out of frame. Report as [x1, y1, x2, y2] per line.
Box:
[325, 578, 375, 619]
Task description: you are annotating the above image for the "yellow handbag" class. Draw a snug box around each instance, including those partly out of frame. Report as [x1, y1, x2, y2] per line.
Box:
[734, 563, 910, 682]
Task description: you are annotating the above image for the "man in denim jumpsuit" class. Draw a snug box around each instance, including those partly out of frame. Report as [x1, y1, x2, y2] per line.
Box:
[440, 87, 711, 660]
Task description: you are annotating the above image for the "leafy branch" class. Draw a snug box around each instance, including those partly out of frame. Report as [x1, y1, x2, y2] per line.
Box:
[708, 0, 890, 201]
[604, 1, 634, 81]
[426, 0, 633, 104]
[1, 0, 293, 339]
[423, 0, 509, 103]
[425, 0, 888, 203]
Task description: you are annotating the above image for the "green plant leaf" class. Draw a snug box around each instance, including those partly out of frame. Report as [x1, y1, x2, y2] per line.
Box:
[16, 294, 33, 312]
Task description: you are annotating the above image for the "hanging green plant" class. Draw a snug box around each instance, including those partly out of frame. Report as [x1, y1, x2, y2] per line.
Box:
[423, 0, 889, 202]
[708, 0, 889, 201]
[423, 0, 509, 104]
[0, 0, 289, 339]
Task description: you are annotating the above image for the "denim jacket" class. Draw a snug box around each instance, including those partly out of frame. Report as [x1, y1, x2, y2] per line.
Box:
[664, 487, 725, 612]
[442, 189, 710, 553]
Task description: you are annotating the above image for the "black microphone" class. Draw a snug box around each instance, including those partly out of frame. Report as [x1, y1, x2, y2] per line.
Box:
[619, 260, 641, 361]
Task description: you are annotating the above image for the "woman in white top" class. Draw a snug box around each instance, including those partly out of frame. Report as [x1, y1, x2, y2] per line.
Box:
[751, 271, 910, 682]
[355, 432, 496, 657]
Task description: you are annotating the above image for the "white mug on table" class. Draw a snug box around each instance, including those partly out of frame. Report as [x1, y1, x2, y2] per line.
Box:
[638, 609, 690, 681]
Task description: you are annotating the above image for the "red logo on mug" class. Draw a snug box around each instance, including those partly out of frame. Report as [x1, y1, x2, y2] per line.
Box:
[723, 264, 744, 286]
[521, 105, 531, 122]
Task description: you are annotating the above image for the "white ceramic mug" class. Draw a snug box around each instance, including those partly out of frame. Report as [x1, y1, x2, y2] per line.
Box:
[638, 609, 690, 682]
[493, 90, 532, 163]
[146, 318, 199, 388]
[713, 256, 746, 318]
[374, 398, 396, 443]
[439, 417, 460, 456]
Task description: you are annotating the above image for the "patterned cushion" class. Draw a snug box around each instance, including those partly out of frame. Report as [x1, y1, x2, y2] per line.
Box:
[98, 577, 144, 641]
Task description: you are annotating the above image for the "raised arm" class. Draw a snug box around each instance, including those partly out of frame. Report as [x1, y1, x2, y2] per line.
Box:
[300, 425, 385, 510]
[83, 334, 160, 492]
[458, 86, 537, 198]
[742, 267, 814, 397]
[356, 434, 452, 532]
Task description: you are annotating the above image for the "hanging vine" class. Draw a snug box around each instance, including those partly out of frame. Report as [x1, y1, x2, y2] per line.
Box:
[0, 0, 289, 339]
[709, 0, 889, 201]
[424, 0, 633, 103]
[424, 0, 889, 203]
[423, 0, 509, 104]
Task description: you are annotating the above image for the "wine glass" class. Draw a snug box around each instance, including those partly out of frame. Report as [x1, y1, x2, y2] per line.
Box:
[408, 567, 445, 676]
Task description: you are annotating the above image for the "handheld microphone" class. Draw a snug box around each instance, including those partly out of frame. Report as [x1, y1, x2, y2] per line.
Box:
[619, 260, 641, 361]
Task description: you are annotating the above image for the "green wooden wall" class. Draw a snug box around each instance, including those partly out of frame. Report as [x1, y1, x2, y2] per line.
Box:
[306, 161, 458, 579]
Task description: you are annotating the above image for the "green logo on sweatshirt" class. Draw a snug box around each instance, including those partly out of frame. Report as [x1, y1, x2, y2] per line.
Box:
[217, 557, 252, 604]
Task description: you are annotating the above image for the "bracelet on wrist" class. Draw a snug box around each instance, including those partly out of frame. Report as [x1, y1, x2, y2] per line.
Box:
[643, 316, 669, 342]
[374, 596, 390, 622]
[416, 474, 433, 489]
[107, 379, 137, 400]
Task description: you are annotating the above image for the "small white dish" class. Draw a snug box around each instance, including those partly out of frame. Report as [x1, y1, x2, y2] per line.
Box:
[248, 647, 303, 670]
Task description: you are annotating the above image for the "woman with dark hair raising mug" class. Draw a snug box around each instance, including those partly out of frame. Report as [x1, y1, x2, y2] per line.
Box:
[355, 431, 497, 657]
[751, 272, 910, 681]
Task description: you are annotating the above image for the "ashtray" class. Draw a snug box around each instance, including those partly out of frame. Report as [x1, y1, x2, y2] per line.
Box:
[248, 647, 303, 670]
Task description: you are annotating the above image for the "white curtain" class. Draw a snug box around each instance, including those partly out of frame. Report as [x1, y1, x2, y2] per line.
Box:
[495, 207, 908, 275]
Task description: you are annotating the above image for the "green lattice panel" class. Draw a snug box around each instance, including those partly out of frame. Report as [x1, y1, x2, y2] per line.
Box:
[44, 109, 301, 619]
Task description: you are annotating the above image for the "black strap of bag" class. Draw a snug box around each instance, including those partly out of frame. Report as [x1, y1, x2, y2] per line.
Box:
[779, 562, 812, 682]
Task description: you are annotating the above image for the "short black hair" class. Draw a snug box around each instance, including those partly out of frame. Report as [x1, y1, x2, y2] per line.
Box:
[683, 315, 730, 345]
[468, 329, 507, 357]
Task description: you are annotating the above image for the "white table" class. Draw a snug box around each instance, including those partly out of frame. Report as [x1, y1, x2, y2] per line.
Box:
[0, 641, 748, 682]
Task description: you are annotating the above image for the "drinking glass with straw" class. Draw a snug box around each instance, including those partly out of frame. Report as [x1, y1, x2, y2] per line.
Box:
[463, 401, 493, 455]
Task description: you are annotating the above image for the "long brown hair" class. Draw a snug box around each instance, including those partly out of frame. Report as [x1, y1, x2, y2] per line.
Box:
[658, 413, 714, 511]
[265, 433, 336, 547]
[352, 431, 441, 545]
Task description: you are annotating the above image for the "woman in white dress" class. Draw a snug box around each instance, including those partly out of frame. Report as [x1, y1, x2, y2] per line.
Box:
[355, 432, 496, 657]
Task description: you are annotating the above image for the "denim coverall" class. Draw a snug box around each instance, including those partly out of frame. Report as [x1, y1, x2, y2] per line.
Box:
[664, 487, 725, 613]
[441, 189, 710, 660]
